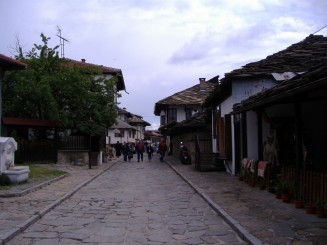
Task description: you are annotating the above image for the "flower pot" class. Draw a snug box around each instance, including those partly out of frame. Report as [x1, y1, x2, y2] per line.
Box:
[281, 193, 291, 203]
[294, 200, 303, 209]
[247, 180, 255, 187]
[316, 208, 326, 218]
[305, 205, 316, 214]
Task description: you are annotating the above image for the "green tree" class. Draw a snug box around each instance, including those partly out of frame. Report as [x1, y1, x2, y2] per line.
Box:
[3, 33, 118, 136]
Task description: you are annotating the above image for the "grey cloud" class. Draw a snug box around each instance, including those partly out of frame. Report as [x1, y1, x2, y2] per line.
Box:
[168, 32, 216, 64]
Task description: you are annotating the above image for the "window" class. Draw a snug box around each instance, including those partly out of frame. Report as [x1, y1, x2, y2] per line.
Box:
[185, 108, 193, 120]
[167, 108, 177, 123]
[160, 115, 165, 125]
[115, 131, 124, 138]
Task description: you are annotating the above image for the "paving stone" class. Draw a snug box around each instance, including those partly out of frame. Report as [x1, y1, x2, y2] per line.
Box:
[6, 155, 325, 244]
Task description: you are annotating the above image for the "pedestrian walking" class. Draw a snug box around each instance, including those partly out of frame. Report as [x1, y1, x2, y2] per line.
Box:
[136, 139, 145, 162]
[146, 142, 154, 161]
[127, 143, 133, 161]
[122, 142, 129, 161]
[158, 138, 167, 162]
[114, 141, 122, 157]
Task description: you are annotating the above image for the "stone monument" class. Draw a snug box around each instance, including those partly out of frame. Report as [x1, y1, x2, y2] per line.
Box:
[0, 137, 29, 184]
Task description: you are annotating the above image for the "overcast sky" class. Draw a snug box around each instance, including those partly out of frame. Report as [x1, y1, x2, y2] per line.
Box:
[1, 0, 327, 130]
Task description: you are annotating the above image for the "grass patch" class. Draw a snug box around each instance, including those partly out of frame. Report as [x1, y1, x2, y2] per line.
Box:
[0, 165, 67, 190]
[28, 165, 66, 179]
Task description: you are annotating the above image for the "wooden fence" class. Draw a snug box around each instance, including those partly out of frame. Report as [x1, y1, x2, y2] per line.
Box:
[16, 139, 56, 163]
[282, 165, 327, 204]
[58, 136, 89, 150]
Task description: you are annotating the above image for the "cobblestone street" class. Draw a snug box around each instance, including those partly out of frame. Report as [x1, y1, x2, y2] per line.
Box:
[8, 158, 245, 245]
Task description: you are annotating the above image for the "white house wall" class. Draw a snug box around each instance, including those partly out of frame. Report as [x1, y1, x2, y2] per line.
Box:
[170, 105, 202, 123]
[219, 76, 278, 175]
[107, 129, 129, 145]
[232, 78, 276, 102]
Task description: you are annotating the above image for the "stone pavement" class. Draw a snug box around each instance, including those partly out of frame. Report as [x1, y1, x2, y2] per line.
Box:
[5, 157, 243, 245]
[0, 160, 119, 244]
[165, 156, 327, 245]
[0, 154, 326, 245]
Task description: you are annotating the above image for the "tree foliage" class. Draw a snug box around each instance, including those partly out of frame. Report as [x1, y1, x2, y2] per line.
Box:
[3, 34, 118, 136]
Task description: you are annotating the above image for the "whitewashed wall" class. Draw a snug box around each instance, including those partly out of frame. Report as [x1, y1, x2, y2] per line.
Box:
[219, 76, 278, 174]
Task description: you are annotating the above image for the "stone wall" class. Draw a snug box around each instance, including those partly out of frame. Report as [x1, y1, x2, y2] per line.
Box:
[57, 150, 89, 166]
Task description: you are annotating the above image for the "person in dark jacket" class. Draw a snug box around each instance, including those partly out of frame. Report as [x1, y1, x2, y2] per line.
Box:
[146, 142, 154, 161]
[115, 141, 122, 157]
[136, 139, 145, 162]
[122, 142, 129, 161]
[158, 138, 167, 162]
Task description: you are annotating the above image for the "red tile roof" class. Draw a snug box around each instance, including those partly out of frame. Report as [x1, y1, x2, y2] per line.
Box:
[0, 54, 27, 71]
[2, 117, 58, 127]
[64, 58, 126, 91]
[64, 58, 121, 74]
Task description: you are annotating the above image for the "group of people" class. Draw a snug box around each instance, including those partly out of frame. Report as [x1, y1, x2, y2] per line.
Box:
[114, 138, 167, 162]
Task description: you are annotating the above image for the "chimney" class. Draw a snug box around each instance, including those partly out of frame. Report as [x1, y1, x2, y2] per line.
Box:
[81, 59, 86, 63]
[199, 78, 206, 91]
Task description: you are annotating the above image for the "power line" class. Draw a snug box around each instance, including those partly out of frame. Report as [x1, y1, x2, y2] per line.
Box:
[312, 24, 327, 35]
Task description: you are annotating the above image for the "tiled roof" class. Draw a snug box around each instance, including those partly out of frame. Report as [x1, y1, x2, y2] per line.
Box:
[112, 118, 138, 130]
[0, 54, 27, 71]
[64, 58, 126, 91]
[204, 35, 327, 107]
[224, 35, 327, 79]
[128, 115, 151, 126]
[165, 111, 209, 134]
[117, 107, 151, 126]
[2, 117, 57, 127]
[64, 58, 121, 73]
[154, 77, 219, 115]
[233, 62, 327, 113]
[145, 130, 162, 138]
[118, 108, 133, 117]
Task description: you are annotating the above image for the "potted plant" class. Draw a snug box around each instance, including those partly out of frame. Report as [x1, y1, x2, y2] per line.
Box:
[315, 200, 326, 218]
[274, 180, 282, 199]
[305, 201, 316, 214]
[238, 171, 244, 181]
[248, 172, 257, 187]
[294, 199, 304, 209]
[268, 179, 276, 193]
[275, 180, 291, 202]
[291, 183, 303, 209]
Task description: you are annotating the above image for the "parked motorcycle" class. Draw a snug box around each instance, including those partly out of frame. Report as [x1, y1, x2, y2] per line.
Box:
[180, 142, 191, 164]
